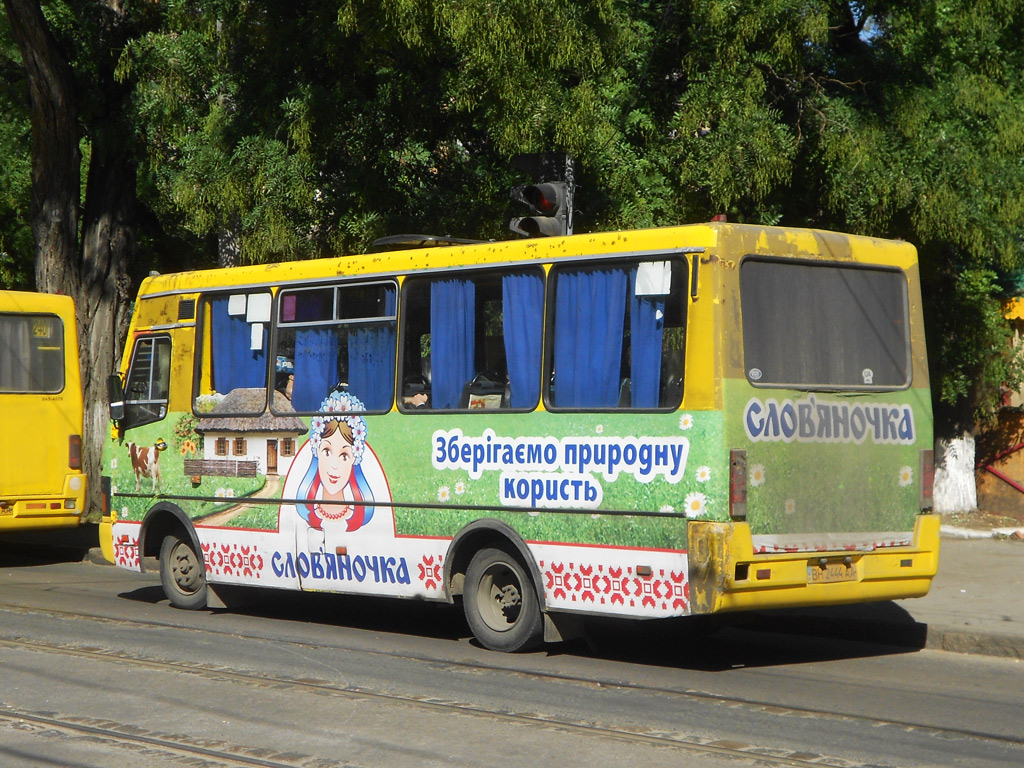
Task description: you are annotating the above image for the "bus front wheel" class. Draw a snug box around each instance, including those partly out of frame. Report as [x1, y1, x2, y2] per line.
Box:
[159, 533, 207, 610]
[463, 547, 543, 652]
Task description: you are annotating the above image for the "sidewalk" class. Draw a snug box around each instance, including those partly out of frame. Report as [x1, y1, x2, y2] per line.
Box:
[3, 524, 1023, 660]
[892, 531, 1024, 658]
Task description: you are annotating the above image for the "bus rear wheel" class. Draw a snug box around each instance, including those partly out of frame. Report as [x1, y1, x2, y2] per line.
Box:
[159, 533, 207, 610]
[463, 547, 543, 652]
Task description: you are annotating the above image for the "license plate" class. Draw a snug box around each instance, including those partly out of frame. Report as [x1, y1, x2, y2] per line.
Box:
[807, 561, 858, 584]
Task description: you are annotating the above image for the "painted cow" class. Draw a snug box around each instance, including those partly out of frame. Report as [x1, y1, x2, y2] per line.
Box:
[127, 439, 167, 494]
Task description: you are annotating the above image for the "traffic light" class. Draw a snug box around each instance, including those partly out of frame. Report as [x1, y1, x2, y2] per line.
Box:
[510, 182, 568, 237]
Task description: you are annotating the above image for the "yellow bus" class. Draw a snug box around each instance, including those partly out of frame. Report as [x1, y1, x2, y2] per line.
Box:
[100, 222, 939, 651]
[0, 290, 86, 530]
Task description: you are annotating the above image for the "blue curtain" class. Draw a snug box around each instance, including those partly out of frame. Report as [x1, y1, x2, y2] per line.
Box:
[553, 268, 627, 407]
[348, 289, 397, 411]
[431, 279, 475, 409]
[630, 269, 665, 408]
[211, 297, 266, 393]
[292, 328, 338, 411]
[502, 272, 543, 408]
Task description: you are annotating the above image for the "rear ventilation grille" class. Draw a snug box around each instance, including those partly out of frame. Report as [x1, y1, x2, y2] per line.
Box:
[178, 299, 196, 321]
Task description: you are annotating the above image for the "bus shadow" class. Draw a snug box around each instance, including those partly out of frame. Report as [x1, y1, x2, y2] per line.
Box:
[0, 524, 99, 567]
[115, 580, 927, 669]
[118, 585, 169, 604]
[125, 584, 474, 644]
[572, 602, 928, 670]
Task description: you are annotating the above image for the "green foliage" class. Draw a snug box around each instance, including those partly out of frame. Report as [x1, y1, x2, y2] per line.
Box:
[0, 16, 33, 289]
[925, 263, 1024, 431]
[5, 0, 1024, 431]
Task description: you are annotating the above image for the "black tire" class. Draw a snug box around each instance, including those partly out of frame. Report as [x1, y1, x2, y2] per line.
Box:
[463, 547, 543, 652]
[159, 533, 208, 610]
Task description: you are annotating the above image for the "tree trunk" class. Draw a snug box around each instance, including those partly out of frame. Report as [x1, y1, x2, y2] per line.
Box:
[79, 133, 135, 510]
[933, 433, 978, 514]
[218, 215, 242, 267]
[5, 0, 136, 513]
[3, 0, 81, 297]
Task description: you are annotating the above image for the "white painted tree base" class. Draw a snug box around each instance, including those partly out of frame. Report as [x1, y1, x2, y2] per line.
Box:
[933, 434, 977, 513]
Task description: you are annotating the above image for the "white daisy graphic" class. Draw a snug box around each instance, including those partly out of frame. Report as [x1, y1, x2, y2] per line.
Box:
[660, 504, 675, 514]
[438, 485, 451, 502]
[595, 424, 604, 434]
[110, 458, 118, 470]
[527, 510, 540, 517]
[695, 466, 711, 483]
[784, 498, 796, 516]
[683, 492, 707, 518]
[454, 481, 466, 495]
[679, 413, 694, 430]
[591, 513, 602, 519]
[215, 487, 229, 498]
[898, 466, 913, 487]
[749, 464, 766, 487]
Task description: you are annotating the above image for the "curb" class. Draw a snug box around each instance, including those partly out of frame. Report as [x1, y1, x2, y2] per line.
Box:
[924, 626, 1024, 659]
[940, 525, 1024, 540]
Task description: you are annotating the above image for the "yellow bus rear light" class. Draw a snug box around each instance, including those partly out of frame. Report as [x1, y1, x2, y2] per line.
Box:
[756, 568, 772, 581]
[69, 434, 82, 470]
[920, 449, 934, 509]
[64, 500, 76, 509]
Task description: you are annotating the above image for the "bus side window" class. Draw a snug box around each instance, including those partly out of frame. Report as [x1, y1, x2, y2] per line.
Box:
[274, 281, 397, 413]
[123, 336, 172, 429]
[194, 292, 271, 415]
[400, 268, 543, 412]
[546, 258, 685, 410]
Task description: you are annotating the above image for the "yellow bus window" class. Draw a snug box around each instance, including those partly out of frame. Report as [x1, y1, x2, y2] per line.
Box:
[400, 269, 543, 412]
[274, 281, 397, 413]
[546, 259, 686, 410]
[0, 314, 65, 393]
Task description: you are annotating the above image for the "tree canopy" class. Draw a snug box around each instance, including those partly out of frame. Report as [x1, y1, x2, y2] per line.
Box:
[3, 0, 1024, 437]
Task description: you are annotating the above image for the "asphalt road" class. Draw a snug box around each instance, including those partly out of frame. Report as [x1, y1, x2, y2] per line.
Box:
[0, 545, 1022, 768]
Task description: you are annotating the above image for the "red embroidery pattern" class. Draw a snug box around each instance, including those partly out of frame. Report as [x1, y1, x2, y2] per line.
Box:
[540, 561, 689, 614]
[417, 554, 444, 592]
[114, 534, 139, 569]
[201, 543, 265, 579]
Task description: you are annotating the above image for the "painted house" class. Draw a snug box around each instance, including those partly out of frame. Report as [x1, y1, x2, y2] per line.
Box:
[195, 388, 307, 477]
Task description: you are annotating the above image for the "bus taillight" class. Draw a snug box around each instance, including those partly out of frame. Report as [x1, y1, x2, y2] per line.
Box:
[101, 476, 111, 516]
[69, 434, 82, 470]
[730, 449, 747, 519]
[920, 449, 934, 509]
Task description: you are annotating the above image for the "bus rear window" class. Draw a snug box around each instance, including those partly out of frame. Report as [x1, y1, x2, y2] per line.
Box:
[0, 313, 65, 393]
[740, 258, 910, 389]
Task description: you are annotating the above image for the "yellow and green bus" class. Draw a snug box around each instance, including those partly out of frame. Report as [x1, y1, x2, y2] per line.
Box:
[0, 290, 86, 530]
[100, 222, 939, 651]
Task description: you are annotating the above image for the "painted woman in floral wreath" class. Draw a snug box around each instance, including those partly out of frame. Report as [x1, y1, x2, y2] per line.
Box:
[294, 389, 376, 532]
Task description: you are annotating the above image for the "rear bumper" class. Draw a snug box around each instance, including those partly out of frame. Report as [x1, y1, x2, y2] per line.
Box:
[688, 514, 941, 614]
[0, 472, 86, 529]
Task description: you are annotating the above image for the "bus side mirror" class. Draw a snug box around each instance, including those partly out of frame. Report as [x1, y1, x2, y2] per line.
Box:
[108, 374, 125, 422]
